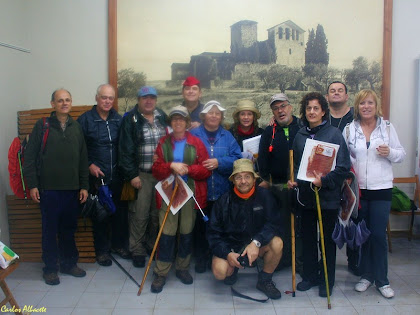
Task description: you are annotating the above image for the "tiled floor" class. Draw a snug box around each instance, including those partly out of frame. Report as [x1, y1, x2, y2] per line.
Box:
[1, 236, 420, 314]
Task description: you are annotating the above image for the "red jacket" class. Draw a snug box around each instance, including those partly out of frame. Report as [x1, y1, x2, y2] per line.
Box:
[152, 131, 211, 209]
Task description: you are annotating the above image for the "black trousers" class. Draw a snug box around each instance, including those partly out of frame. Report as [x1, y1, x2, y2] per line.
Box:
[193, 201, 214, 262]
[301, 208, 338, 287]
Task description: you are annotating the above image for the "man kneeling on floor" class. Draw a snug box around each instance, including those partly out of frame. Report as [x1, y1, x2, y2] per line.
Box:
[207, 159, 283, 300]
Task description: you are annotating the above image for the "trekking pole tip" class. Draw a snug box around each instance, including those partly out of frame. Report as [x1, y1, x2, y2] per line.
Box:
[203, 215, 209, 222]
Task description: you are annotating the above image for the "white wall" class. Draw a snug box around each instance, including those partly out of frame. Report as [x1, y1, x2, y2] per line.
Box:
[390, 0, 420, 232]
[0, 0, 108, 245]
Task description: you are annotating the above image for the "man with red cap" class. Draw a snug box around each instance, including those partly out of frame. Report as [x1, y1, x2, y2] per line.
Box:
[182, 76, 204, 130]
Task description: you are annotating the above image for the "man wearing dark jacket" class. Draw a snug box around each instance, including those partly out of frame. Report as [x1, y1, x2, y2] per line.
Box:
[118, 86, 168, 268]
[78, 84, 129, 266]
[258, 93, 303, 270]
[208, 159, 283, 300]
[24, 89, 89, 285]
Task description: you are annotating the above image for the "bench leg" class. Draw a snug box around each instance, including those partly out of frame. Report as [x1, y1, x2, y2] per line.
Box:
[387, 220, 392, 253]
[0, 280, 23, 315]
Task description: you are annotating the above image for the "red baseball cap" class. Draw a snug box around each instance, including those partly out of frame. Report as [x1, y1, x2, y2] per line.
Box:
[182, 76, 200, 87]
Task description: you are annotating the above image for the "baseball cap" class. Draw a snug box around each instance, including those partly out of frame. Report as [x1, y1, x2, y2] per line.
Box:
[183, 76, 200, 87]
[169, 105, 189, 118]
[137, 86, 157, 97]
[269, 93, 289, 106]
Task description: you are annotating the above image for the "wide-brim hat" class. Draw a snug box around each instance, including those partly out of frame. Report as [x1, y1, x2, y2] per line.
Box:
[232, 99, 261, 119]
[229, 158, 259, 181]
[200, 100, 226, 117]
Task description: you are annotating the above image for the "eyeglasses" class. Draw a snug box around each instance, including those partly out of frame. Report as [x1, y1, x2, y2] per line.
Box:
[233, 174, 254, 182]
[271, 103, 290, 111]
[99, 95, 115, 101]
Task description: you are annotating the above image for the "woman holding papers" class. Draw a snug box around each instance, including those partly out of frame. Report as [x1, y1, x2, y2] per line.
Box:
[229, 99, 264, 158]
[151, 105, 211, 293]
[191, 100, 242, 273]
[288, 92, 350, 298]
[344, 89, 405, 299]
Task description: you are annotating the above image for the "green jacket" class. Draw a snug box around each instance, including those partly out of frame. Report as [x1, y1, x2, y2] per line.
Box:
[118, 106, 168, 181]
[23, 112, 89, 191]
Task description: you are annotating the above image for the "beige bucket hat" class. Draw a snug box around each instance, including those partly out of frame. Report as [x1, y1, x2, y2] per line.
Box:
[229, 158, 259, 181]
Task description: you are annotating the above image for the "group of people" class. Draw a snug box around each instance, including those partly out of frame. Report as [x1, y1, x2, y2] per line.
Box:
[22, 77, 405, 301]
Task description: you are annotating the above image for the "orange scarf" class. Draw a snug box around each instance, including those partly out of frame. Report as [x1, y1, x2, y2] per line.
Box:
[234, 185, 255, 200]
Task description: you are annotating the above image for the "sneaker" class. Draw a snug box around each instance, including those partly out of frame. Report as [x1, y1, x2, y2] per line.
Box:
[195, 259, 207, 273]
[175, 270, 193, 285]
[256, 280, 282, 300]
[355, 279, 372, 292]
[297, 279, 319, 291]
[43, 272, 60, 285]
[96, 253, 112, 266]
[223, 268, 239, 286]
[151, 274, 166, 293]
[378, 285, 394, 298]
[319, 284, 333, 297]
[132, 255, 146, 268]
[112, 247, 131, 260]
[60, 266, 86, 278]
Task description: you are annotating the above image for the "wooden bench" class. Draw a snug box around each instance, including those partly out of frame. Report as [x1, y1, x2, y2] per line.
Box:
[7, 105, 96, 263]
[387, 175, 420, 253]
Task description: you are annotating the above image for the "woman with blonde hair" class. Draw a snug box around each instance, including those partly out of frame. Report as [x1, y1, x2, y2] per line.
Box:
[343, 89, 406, 298]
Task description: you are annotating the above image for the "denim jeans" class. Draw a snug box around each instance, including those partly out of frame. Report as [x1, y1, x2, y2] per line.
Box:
[359, 199, 391, 287]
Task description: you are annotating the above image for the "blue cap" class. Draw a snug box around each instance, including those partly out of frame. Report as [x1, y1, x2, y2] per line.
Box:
[137, 86, 157, 97]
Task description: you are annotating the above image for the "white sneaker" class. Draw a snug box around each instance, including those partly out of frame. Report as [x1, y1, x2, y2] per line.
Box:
[378, 285, 394, 298]
[355, 279, 372, 292]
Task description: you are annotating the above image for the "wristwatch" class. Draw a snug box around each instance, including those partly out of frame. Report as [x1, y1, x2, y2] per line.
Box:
[252, 239, 261, 248]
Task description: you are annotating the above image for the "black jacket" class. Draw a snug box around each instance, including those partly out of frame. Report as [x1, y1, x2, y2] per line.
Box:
[77, 105, 122, 184]
[207, 187, 282, 259]
[258, 116, 302, 183]
[118, 106, 167, 181]
[292, 123, 350, 210]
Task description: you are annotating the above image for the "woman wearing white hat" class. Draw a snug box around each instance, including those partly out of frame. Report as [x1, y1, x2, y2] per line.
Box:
[191, 100, 242, 273]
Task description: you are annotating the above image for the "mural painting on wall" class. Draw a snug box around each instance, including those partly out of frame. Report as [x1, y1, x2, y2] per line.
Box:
[116, 0, 384, 124]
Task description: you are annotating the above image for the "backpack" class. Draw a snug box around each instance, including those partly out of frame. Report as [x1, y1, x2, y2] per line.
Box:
[8, 117, 50, 200]
[391, 186, 416, 212]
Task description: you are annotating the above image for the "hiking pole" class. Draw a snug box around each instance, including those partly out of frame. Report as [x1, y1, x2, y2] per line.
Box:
[192, 195, 209, 222]
[314, 186, 332, 309]
[137, 181, 179, 296]
[109, 253, 141, 288]
[289, 150, 296, 297]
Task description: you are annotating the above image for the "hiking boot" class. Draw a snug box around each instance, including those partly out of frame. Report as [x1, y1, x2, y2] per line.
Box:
[297, 279, 319, 291]
[96, 253, 112, 267]
[175, 270, 193, 285]
[355, 279, 372, 292]
[43, 271, 60, 285]
[319, 284, 333, 297]
[223, 268, 239, 286]
[112, 247, 131, 260]
[60, 266, 86, 278]
[256, 279, 282, 300]
[378, 285, 394, 298]
[132, 255, 146, 268]
[195, 259, 207, 273]
[151, 274, 166, 293]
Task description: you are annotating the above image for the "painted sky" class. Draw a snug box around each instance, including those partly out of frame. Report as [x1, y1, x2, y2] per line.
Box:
[117, 0, 384, 81]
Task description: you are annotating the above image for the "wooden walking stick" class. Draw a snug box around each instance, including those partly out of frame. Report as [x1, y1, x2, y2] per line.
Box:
[137, 181, 179, 296]
[289, 150, 296, 297]
[314, 186, 332, 309]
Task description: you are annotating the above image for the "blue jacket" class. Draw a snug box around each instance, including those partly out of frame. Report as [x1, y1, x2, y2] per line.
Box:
[191, 125, 242, 201]
[77, 105, 122, 184]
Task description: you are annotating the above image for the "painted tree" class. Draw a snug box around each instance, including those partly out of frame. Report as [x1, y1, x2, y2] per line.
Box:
[305, 29, 315, 64]
[313, 24, 329, 65]
[117, 68, 147, 112]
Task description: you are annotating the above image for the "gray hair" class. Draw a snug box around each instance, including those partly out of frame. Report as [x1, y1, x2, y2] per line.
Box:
[96, 84, 116, 96]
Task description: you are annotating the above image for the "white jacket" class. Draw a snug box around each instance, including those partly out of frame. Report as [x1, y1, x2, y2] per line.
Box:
[343, 117, 406, 190]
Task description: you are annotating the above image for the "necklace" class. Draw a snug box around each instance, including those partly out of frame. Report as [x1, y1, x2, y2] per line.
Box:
[329, 114, 343, 130]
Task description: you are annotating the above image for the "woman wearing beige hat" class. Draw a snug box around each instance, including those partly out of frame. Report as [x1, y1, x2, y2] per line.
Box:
[229, 99, 264, 154]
